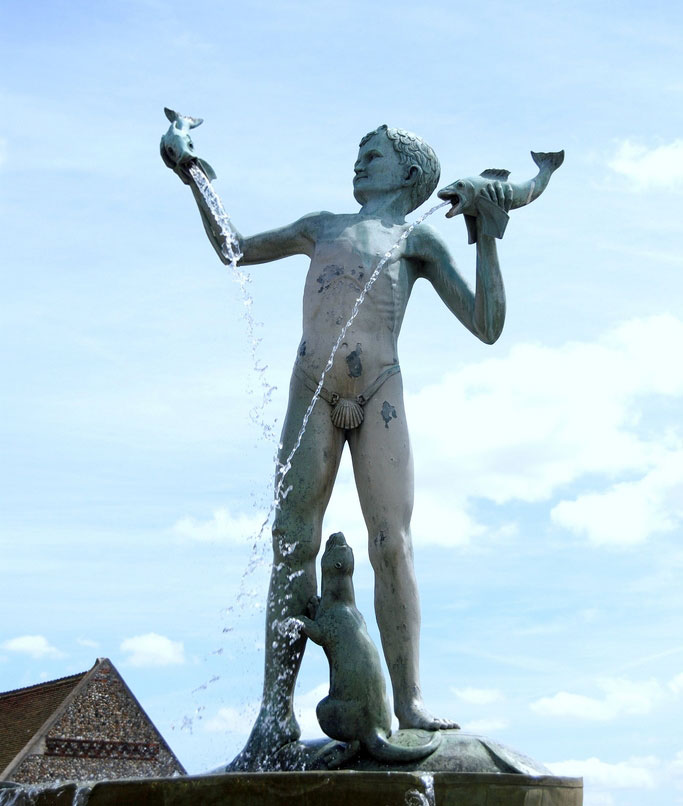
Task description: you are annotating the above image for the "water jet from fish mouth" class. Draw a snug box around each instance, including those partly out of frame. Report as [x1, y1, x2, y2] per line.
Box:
[184, 157, 450, 741]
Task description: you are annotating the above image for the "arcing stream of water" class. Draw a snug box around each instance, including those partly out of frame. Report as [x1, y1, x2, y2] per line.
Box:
[188, 163, 278, 445]
[270, 198, 450, 508]
[187, 158, 448, 533]
[183, 161, 448, 733]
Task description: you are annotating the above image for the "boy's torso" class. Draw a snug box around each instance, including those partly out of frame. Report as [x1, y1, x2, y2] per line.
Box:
[298, 213, 418, 397]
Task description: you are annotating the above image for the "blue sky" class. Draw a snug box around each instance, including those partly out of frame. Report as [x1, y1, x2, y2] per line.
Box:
[2, 1, 683, 803]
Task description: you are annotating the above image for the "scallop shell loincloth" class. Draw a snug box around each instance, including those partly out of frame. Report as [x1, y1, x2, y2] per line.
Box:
[293, 362, 401, 430]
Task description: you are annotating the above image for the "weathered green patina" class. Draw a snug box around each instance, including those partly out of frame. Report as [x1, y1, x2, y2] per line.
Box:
[161, 114, 563, 772]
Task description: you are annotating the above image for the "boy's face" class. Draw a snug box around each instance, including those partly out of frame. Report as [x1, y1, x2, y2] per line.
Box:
[353, 131, 408, 205]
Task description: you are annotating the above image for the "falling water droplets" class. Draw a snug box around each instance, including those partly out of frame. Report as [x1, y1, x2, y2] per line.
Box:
[272, 199, 450, 510]
[180, 166, 448, 739]
[188, 162, 278, 447]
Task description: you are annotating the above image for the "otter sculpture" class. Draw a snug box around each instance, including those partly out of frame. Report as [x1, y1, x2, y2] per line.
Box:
[293, 532, 442, 765]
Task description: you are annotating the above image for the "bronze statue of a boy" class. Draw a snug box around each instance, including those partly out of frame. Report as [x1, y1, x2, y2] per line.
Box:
[166, 123, 512, 767]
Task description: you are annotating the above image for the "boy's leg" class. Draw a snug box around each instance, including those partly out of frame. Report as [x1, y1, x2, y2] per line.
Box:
[348, 373, 458, 731]
[231, 373, 345, 769]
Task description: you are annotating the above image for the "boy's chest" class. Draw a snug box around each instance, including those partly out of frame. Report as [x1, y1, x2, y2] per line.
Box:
[309, 225, 414, 294]
[318, 217, 407, 260]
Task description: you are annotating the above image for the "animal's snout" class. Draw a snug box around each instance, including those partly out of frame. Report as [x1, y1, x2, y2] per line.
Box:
[326, 531, 348, 549]
[437, 186, 460, 202]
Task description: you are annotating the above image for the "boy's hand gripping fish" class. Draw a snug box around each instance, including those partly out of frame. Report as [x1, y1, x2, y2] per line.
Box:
[437, 150, 564, 243]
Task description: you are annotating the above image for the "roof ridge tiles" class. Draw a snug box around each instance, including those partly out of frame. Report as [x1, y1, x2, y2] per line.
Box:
[0, 671, 87, 699]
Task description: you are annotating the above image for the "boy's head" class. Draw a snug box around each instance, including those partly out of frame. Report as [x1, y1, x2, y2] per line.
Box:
[356, 125, 441, 213]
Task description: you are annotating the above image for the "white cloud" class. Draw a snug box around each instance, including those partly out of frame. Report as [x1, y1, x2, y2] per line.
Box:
[531, 677, 663, 721]
[581, 793, 614, 806]
[1, 635, 64, 659]
[295, 682, 328, 739]
[551, 450, 683, 546]
[320, 463, 485, 551]
[609, 139, 683, 189]
[322, 469, 369, 554]
[203, 683, 329, 739]
[548, 756, 658, 789]
[205, 705, 255, 735]
[76, 638, 100, 649]
[405, 315, 683, 547]
[221, 316, 683, 553]
[452, 686, 503, 705]
[461, 718, 508, 733]
[120, 633, 185, 667]
[173, 507, 267, 544]
[668, 672, 683, 696]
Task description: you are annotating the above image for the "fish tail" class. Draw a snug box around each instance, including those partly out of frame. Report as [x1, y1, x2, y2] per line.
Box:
[530, 150, 565, 173]
[163, 107, 204, 129]
[365, 729, 442, 762]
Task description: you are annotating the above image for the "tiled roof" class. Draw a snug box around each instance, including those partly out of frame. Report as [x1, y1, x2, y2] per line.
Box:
[0, 671, 87, 776]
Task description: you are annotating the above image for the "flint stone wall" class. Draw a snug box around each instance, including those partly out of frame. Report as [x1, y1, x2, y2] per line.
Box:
[9, 660, 183, 784]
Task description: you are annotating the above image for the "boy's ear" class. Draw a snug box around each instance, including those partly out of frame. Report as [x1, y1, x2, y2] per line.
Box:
[404, 164, 421, 185]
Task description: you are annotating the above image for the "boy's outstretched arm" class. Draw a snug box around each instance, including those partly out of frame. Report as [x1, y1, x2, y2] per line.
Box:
[238, 212, 325, 265]
[172, 163, 323, 266]
[410, 186, 508, 345]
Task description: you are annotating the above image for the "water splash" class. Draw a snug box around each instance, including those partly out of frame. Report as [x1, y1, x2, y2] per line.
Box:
[404, 774, 436, 806]
[187, 162, 243, 269]
[0, 783, 91, 806]
[72, 786, 91, 806]
[188, 162, 278, 445]
[420, 773, 436, 806]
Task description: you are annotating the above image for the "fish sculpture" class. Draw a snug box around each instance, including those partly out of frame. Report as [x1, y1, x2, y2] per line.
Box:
[160, 107, 217, 181]
[437, 150, 564, 242]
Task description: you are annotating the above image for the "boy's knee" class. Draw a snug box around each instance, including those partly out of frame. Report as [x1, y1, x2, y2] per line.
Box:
[368, 528, 413, 571]
[272, 522, 318, 567]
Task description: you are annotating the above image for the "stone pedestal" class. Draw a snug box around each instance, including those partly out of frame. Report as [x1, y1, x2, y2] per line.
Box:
[2, 770, 582, 805]
[0, 732, 582, 804]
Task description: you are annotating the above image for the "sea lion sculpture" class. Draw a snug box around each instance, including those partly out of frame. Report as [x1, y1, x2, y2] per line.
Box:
[437, 150, 564, 243]
[293, 532, 442, 766]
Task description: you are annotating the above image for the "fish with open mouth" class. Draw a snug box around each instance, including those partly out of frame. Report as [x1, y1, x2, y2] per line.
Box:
[160, 107, 217, 181]
[437, 150, 564, 242]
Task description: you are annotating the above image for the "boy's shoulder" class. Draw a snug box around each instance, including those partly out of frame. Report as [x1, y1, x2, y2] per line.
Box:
[300, 210, 364, 239]
[404, 220, 449, 258]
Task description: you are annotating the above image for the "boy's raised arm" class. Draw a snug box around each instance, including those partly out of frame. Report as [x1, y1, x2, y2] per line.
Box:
[238, 212, 323, 265]
[173, 162, 321, 266]
[410, 208, 507, 346]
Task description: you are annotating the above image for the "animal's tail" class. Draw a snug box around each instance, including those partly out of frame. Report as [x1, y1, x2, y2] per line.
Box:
[530, 150, 565, 173]
[364, 729, 442, 763]
[164, 107, 204, 129]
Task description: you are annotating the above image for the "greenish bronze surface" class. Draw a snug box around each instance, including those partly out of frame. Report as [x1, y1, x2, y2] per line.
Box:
[161, 113, 564, 772]
[236, 731, 553, 775]
[291, 533, 441, 767]
[160, 108, 216, 180]
[1, 770, 583, 806]
[437, 151, 564, 241]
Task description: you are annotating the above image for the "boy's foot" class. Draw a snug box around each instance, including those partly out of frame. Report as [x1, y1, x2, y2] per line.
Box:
[397, 699, 460, 732]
